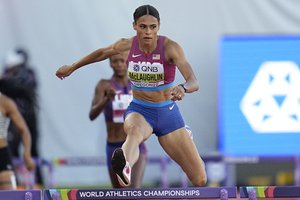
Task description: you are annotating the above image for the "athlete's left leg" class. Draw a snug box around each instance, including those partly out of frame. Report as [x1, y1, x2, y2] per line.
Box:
[158, 127, 207, 186]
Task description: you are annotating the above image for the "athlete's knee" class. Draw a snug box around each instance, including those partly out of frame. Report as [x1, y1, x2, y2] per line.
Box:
[124, 124, 144, 141]
[191, 174, 207, 186]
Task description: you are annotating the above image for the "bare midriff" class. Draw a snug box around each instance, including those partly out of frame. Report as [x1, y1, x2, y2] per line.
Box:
[0, 139, 7, 148]
[106, 122, 127, 143]
[132, 87, 173, 103]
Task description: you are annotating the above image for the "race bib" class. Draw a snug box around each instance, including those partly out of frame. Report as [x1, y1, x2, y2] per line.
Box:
[128, 61, 164, 87]
[112, 94, 132, 123]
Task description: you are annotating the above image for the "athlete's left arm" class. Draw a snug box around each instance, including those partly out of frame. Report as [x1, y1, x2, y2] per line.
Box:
[165, 38, 199, 94]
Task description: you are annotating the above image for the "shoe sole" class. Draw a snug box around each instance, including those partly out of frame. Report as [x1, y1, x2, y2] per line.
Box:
[111, 148, 128, 185]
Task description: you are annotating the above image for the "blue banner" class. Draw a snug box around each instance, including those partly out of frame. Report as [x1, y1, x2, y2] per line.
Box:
[219, 36, 300, 156]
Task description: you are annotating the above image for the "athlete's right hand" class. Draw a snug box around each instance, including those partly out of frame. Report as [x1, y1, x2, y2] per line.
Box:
[56, 65, 74, 79]
[23, 153, 36, 172]
[105, 88, 116, 100]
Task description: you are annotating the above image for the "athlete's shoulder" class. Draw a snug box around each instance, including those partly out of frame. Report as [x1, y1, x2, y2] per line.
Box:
[113, 37, 134, 53]
[0, 94, 12, 106]
[0, 94, 17, 116]
[116, 37, 133, 44]
[163, 36, 183, 62]
[96, 79, 111, 89]
[163, 36, 181, 49]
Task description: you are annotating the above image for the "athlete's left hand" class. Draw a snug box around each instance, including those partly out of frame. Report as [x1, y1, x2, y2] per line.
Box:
[170, 85, 185, 101]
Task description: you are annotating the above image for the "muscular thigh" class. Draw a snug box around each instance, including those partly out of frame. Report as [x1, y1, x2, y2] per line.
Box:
[124, 112, 153, 141]
[158, 127, 202, 171]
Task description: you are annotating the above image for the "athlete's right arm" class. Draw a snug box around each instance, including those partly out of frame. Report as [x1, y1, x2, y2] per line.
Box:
[5, 96, 35, 171]
[56, 38, 132, 79]
[89, 80, 115, 121]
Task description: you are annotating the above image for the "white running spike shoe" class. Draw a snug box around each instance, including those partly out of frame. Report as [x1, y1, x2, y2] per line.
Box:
[111, 148, 131, 187]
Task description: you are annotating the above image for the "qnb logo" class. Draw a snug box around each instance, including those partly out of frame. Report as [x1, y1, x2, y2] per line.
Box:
[133, 64, 159, 72]
[141, 65, 159, 72]
[133, 64, 140, 72]
[240, 61, 300, 133]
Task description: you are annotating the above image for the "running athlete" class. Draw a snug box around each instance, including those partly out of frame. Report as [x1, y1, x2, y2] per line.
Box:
[0, 79, 35, 190]
[89, 54, 147, 188]
[56, 4, 207, 187]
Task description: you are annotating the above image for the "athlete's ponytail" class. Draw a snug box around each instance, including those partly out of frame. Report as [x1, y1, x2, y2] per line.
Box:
[0, 78, 37, 108]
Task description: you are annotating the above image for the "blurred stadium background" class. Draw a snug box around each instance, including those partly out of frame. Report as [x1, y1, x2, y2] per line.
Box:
[1, 0, 300, 189]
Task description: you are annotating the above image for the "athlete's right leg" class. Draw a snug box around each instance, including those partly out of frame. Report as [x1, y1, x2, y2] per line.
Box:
[112, 112, 152, 187]
[0, 171, 17, 190]
[110, 151, 147, 188]
[106, 142, 123, 188]
[123, 112, 152, 166]
[107, 141, 147, 188]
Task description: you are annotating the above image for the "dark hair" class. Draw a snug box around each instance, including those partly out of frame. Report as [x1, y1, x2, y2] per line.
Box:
[133, 5, 160, 23]
[0, 78, 37, 108]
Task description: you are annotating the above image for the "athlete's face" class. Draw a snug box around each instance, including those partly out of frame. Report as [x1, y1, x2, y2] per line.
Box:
[110, 54, 127, 78]
[133, 15, 160, 45]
